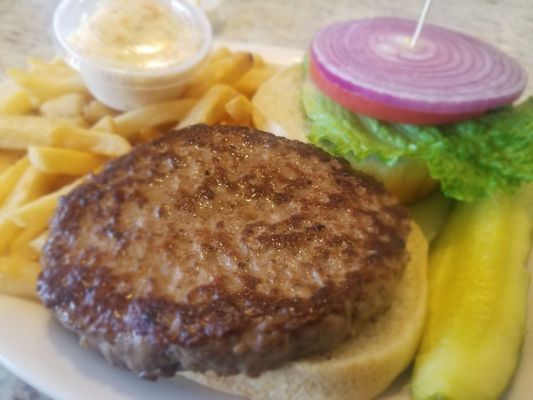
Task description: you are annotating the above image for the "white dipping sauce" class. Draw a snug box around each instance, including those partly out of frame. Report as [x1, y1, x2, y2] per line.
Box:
[55, 0, 212, 110]
[69, 0, 201, 70]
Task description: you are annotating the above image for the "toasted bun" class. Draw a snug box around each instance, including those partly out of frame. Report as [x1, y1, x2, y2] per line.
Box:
[252, 65, 438, 204]
[181, 222, 428, 400]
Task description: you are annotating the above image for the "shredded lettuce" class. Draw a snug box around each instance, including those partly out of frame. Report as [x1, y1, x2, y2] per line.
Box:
[302, 81, 533, 201]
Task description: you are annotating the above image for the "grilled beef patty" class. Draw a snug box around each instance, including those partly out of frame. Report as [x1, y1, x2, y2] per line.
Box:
[38, 125, 410, 379]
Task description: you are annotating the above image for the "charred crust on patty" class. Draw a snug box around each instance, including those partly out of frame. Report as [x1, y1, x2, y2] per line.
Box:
[38, 125, 410, 379]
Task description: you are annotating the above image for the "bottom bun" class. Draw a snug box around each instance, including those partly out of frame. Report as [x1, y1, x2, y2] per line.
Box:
[252, 64, 437, 204]
[180, 222, 428, 400]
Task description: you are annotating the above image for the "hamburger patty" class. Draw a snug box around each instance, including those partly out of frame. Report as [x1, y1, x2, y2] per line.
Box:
[38, 125, 410, 379]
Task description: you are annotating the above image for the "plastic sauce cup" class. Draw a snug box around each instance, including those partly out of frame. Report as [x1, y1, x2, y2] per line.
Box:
[53, 0, 213, 110]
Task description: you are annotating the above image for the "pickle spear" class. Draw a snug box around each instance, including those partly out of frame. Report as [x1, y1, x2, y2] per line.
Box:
[412, 186, 533, 400]
[408, 190, 453, 243]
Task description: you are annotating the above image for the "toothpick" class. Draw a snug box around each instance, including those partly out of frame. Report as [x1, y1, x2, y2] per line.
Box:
[410, 0, 434, 48]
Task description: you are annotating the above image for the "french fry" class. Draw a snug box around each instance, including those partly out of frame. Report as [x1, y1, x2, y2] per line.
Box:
[40, 93, 87, 118]
[178, 84, 240, 128]
[8, 177, 83, 231]
[8, 226, 43, 260]
[61, 117, 89, 128]
[210, 47, 232, 63]
[2, 165, 56, 212]
[0, 157, 29, 207]
[0, 150, 23, 174]
[234, 66, 278, 98]
[186, 52, 254, 98]
[0, 256, 41, 299]
[0, 219, 21, 255]
[84, 100, 119, 124]
[50, 124, 131, 156]
[114, 99, 196, 138]
[216, 52, 254, 84]
[27, 57, 51, 72]
[225, 94, 254, 123]
[0, 124, 51, 149]
[8, 68, 88, 102]
[30, 231, 48, 254]
[48, 175, 78, 193]
[27, 57, 76, 76]
[252, 109, 269, 130]
[182, 48, 232, 96]
[136, 128, 163, 144]
[92, 115, 118, 133]
[0, 116, 87, 150]
[252, 53, 267, 68]
[28, 146, 105, 176]
[0, 164, 51, 254]
[0, 80, 33, 115]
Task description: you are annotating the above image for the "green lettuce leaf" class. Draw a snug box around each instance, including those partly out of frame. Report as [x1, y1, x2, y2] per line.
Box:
[302, 81, 533, 201]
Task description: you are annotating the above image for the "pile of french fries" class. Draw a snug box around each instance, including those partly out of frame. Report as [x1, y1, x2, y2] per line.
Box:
[0, 48, 278, 300]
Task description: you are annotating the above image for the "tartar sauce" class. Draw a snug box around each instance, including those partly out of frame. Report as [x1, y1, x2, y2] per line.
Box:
[69, 0, 201, 70]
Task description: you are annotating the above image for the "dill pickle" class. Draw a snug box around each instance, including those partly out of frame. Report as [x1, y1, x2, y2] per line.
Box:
[408, 190, 453, 243]
[412, 186, 533, 400]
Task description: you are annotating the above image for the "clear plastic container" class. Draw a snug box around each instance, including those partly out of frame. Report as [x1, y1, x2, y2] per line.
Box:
[53, 0, 213, 110]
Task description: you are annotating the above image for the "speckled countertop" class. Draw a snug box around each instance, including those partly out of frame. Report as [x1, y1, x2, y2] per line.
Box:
[0, 0, 532, 399]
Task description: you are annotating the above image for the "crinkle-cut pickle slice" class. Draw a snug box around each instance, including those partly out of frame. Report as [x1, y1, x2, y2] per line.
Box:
[412, 185, 533, 400]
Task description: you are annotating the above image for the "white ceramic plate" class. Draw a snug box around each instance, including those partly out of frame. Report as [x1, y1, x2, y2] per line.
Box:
[0, 42, 532, 400]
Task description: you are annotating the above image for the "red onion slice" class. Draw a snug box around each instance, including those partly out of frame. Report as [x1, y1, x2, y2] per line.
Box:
[310, 17, 528, 114]
[309, 55, 485, 124]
